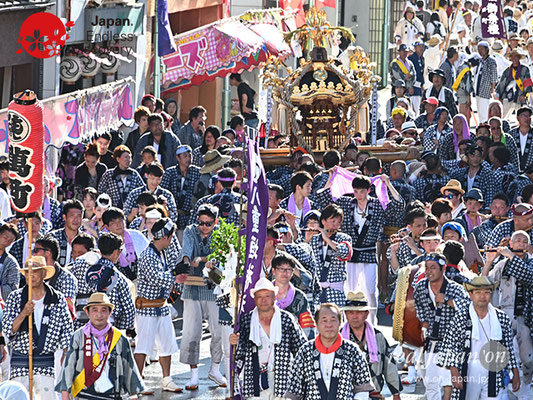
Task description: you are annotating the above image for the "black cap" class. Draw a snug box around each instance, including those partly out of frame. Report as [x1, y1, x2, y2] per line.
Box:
[517, 106, 533, 117]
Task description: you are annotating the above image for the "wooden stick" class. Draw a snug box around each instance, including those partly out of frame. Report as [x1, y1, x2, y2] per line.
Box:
[439, 0, 463, 65]
[27, 217, 33, 400]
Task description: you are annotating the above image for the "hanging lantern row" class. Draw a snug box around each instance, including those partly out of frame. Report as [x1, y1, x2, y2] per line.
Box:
[59, 52, 121, 83]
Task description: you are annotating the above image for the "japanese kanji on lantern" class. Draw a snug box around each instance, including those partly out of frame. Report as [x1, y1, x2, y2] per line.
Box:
[7, 91, 44, 214]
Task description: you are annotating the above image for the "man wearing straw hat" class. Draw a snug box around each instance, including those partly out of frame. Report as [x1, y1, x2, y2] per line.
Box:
[413, 252, 471, 400]
[56, 292, 144, 399]
[284, 302, 374, 399]
[495, 48, 533, 118]
[2, 256, 73, 399]
[440, 276, 520, 400]
[230, 277, 307, 399]
[341, 291, 402, 400]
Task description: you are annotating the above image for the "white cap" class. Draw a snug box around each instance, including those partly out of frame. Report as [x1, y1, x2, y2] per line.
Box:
[250, 277, 279, 297]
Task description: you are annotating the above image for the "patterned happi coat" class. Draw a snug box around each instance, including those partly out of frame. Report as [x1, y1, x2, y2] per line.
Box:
[235, 309, 306, 398]
[285, 338, 375, 400]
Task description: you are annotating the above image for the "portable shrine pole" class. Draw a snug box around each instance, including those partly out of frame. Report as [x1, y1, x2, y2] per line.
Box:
[7, 90, 45, 400]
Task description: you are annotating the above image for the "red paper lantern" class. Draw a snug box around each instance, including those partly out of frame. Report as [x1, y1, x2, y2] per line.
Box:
[7, 91, 44, 214]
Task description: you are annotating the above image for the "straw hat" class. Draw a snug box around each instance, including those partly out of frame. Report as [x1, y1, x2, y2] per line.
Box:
[83, 292, 114, 312]
[342, 291, 376, 311]
[507, 48, 527, 60]
[440, 179, 465, 195]
[20, 256, 55, 280]
[200, 150, 231, 174]
[464, 276, 498, 292]
[427, 35, 443, 47]
[250, 277, 279, 297]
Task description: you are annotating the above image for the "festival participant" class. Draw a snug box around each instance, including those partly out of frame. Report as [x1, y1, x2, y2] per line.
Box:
[301, 210, 321, 244]
[509, 106, 533, 173]
[422, 107, 452, 153]
[310, 204, 352, 307]
[192, 125, 220, 167]
[81, 193, 111, 239]
[2, 256, 73, 399]
[386, 80, 410, 117]
[455, 188, 485, 234]
[420, 69, 458, 117]
[488, 117, 520, 173]
[135, 146, 157, 183]
[74, 143, 107, 198]
[509, 166, 533, 204]
[101, 208, 149, 281]
[441, 276, 520, 400]
[125, 105, 151, 152]
[123, 162, 178, 224]
[408, 40, 426, 112]
[484, 231, 533, 399]
[431, 199, 454, 230]
[189, 168, 246, 226]
[0, 223, 19, 300]
[98, 146, 144, 209]
[474, 41, 499, 123]
[32, 236, 78, 308]
[132, 114, 181, 169]
[230, 277, 307, 399]
[177, 106, 206, 149]
[471, 193, 510, 247]
[341, 291, 402, 400]
[69, 233, 135, 331]
[9, 212, 46, 268]
[193, 149, 231, 204]
[486, 203, 533, 248]
[389, 207, 427, 272]
[272, 253, 316, 336]
[393, 6, 425, 47]
[407, 228, 443, 266]
[488, 100, 512, 133]
[91, 132, 116, 170]
[495, 49, 532, 118]
[440, 180, 466, 219]
[413, 252, 470, 400]
[178, 204, 225, 390]
[69, 233, 95, 262]
[412, 153, 450, 204]
[57, 292, 143, 398]
[438, 114, 473, 161]
[316, 174, 404, 319]
[440, 47, 459, 91]
[128, 192, 157, 231]
[279, 172, 319, 227]
[134, 218, 182, 393]
[160, 145, 202, 242]
[49, 200, 84, 267]
[284, 302, 375, 399]
[414, 97, 438, 130]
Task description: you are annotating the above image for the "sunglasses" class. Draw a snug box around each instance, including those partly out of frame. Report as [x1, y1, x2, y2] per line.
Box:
[442, 194, 457, 199]
[198, 220, 214, 227]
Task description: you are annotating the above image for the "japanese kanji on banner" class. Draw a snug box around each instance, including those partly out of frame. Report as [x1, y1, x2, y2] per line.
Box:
[480, 0, 506, 38]
[7, 91, 44, 214]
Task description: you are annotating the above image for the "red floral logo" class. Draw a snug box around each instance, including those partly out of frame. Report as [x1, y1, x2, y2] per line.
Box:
[17, 12, 74, 58]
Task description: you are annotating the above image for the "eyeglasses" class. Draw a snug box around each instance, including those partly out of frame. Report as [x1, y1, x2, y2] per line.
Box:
[274, 267, 294, 273]
[198, 220, 214, 227]
[33, 247, 50, 253]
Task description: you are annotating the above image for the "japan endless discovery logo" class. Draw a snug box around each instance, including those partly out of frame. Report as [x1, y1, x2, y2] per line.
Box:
[16, 12, 74, 58]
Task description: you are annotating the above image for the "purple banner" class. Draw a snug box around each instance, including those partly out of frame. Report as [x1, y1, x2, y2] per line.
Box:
[157, 0, 177, 57]
[239, 137, 269, 320]
[480, 0, 506, 39]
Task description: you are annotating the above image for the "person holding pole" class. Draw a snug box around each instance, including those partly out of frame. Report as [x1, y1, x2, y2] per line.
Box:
[2, 256, 73, 399]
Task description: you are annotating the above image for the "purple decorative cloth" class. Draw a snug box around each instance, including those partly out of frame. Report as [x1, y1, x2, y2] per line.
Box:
[83, 321, 112, 358]
[330, 167, 357, 201]
[452, 113, 471, 153]
[341, 321, 379, 363]
[275, 283, 295, 310]
[287, 193, 311, 218]
[370, 176, 391, 209]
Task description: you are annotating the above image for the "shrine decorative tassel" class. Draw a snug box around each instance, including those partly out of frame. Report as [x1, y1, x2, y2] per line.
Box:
[7, 90, 44, 214]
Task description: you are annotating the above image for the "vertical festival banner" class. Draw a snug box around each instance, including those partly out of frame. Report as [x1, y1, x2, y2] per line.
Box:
[239, 137, 269, 320]
[7, 91, 44, 214]
[480, 0, 506, 39]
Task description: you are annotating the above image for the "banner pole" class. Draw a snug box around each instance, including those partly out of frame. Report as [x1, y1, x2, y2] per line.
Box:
[439, 0, 463, 65]
[27, 217, 33, 400]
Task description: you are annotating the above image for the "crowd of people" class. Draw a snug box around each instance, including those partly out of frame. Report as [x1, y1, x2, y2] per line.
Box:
[3, 1, 533, 399]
